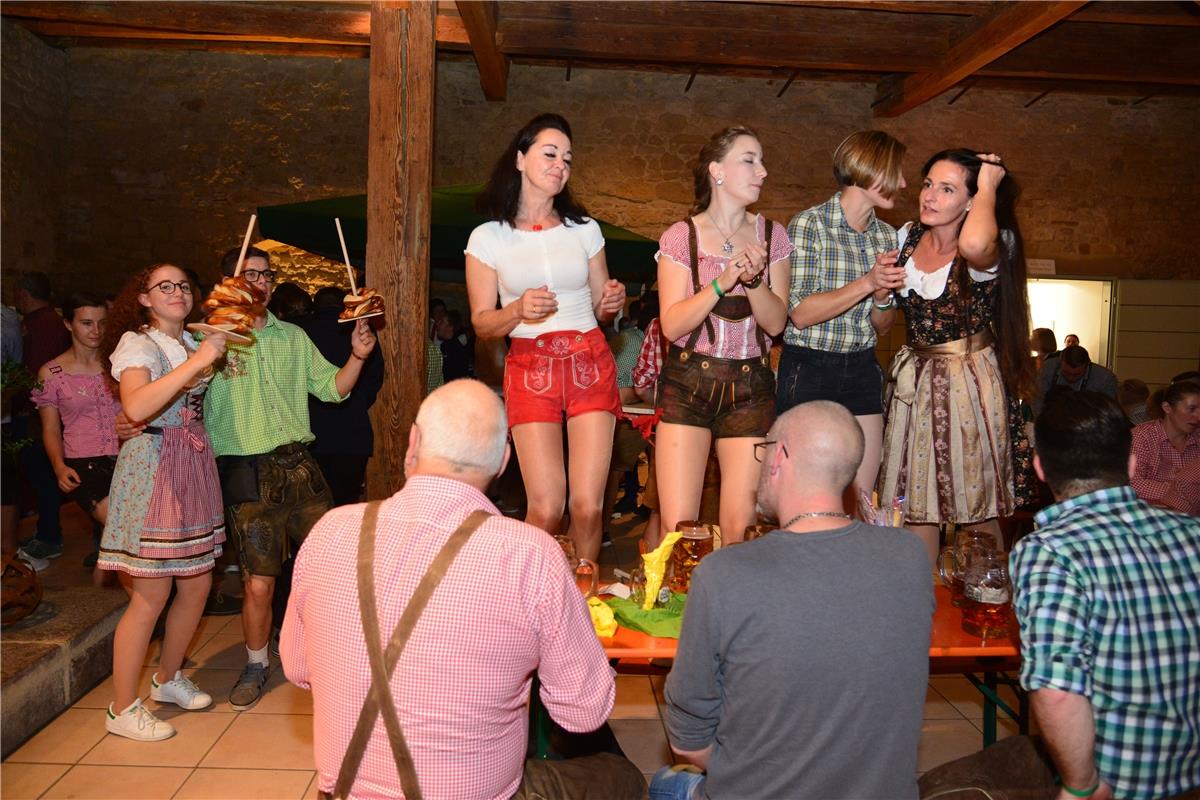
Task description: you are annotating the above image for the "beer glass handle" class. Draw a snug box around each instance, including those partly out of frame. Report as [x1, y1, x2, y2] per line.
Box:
[936, 547, 957, 587]
[578, 558, 599, 598]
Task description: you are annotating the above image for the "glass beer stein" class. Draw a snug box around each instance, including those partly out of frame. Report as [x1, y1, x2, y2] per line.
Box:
[668, 521, 714, 594]
[555, 535, 599, 598]
[938, 529, 996, 607]
[960, 548, 1013, 639]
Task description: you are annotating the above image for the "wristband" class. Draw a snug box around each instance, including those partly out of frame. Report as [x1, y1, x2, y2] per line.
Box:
[712, 279, 726, 299]
[1059, 773, 1100, 798]
[873, 293, 895, 311]
[743, 274, 763, 290]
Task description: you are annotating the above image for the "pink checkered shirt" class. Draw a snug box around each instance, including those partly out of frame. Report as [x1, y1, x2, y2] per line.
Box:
[281, 475, 615, 800]
[632, 318, 663, 392]
[1131, 420, 1200, 514]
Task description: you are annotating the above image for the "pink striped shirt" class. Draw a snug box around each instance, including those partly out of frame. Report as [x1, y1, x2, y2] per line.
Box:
[281, 476, 615, 800]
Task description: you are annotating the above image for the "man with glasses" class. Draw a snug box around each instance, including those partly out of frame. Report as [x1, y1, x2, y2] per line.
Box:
[203, 245, 377, 711]
[652, 400, 932, 799]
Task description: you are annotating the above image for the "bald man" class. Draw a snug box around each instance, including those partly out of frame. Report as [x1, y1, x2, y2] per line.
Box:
[654, 401, 934, 799]
[281, 380, 644, 800]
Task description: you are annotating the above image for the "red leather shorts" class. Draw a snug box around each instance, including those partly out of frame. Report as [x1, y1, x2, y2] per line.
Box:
[503, 328, 621, 427]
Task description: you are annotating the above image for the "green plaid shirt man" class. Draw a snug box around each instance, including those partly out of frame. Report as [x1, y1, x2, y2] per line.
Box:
[1011, 485, 1200, 799]
[204, 312, 345, 457]
[784, 192, 897, 353]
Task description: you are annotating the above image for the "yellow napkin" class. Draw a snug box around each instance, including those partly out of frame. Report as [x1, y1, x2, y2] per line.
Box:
[588, 596, 617, 638]
[641, 531, 683, 611]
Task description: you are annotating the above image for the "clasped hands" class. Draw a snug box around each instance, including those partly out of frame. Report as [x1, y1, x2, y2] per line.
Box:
[716, 241, 769, 294]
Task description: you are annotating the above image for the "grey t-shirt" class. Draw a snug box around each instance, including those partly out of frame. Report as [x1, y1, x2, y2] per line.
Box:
[665, 522, 934, 799]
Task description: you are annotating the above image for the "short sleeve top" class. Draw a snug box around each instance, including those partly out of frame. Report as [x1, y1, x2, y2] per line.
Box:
[658, 215, 793, 360]
[465, 219, 605, 339]
[110, 328, 199, 381]
[30, 364, 121, 458]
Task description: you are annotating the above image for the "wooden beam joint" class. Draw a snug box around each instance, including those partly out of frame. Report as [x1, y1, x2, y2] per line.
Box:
[455, 0, 508, 100]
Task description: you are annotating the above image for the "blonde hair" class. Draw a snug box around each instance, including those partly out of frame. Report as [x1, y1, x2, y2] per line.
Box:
[832, 131, 906, 199]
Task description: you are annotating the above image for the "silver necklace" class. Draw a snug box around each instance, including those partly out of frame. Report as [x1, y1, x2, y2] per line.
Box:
[781, 511, 851, 529]
[707, 211, 741, 255]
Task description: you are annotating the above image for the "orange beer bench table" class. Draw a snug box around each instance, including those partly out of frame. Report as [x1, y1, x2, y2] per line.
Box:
[598, 583, 1024, 746]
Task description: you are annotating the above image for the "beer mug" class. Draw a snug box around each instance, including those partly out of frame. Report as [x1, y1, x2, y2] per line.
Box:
[743, 522, 776, 542]
[938, 529, 995, 608]
[668, 520, 714, 593]
[555, 535, 599, 599]
[960, 549, 1012, 639]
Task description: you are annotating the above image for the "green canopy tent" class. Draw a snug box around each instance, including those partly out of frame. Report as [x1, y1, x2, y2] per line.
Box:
[256, 184, 659, 285]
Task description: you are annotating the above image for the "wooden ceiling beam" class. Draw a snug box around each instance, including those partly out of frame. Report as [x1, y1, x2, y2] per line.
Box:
[38, 36, 369, 59]
[17, 19, 365, 46]
[872, 0, 1088, 117]
[455, 0, 508, 100]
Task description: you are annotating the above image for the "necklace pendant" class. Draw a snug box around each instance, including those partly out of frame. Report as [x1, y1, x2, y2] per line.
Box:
[532, 224, 543, 232]
[722, 240, 734, 255]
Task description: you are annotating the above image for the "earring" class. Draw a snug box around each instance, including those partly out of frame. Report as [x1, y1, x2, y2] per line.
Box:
[966, 203, 973, 212]
[716, 177, 724, 186]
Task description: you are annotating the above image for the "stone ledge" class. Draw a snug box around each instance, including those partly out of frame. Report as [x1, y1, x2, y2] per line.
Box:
[1, 586, 127, 758]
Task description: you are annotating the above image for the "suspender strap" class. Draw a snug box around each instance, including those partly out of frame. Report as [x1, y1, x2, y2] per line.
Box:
[332, 505, 492, 800]
[754, 220, 774, 356]
[684, 217, 716, 350]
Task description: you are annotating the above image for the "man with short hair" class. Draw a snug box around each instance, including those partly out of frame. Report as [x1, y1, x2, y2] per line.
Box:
[654, 400, 932, 799]
[204, 245, 377, 711]
[1033, 344, 1118, 415]
[281, 379, 644, 799]
[1011, 391, 1200, 799]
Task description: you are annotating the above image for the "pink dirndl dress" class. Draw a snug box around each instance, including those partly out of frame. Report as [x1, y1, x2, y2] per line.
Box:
[98, 330, 224, 577]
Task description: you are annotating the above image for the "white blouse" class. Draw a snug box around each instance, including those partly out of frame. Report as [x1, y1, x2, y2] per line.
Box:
[465, 218, 605, 339]
[110, 327, 199, 381]
[896, 222, 999, 300]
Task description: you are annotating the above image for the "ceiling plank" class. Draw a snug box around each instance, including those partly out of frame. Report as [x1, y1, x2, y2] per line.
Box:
[38, 36, 369, 59]
[17, 19, 365, 46]
[455, 0, 508, 100]
[873, 0, 1088, 117]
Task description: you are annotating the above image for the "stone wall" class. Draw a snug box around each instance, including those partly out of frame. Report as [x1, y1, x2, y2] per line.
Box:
[2, 23, 1198, 296]
[1, 22, 68, 292]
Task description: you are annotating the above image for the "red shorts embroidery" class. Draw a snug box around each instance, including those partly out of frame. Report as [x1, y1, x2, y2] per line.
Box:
[504, 328, 621, 427]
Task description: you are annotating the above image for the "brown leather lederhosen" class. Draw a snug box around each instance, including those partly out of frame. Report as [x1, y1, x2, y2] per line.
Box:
[320, 504, 491, 800]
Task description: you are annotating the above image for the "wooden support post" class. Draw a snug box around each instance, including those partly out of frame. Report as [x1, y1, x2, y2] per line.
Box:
[365, 0, 435, 500]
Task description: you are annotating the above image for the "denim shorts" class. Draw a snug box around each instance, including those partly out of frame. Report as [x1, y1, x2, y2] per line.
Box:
[776, 344, 884, 416]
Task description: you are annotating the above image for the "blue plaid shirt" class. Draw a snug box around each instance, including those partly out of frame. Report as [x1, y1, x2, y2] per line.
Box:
[1010, 485, 1200, 799]
[783, 193, 897, 353]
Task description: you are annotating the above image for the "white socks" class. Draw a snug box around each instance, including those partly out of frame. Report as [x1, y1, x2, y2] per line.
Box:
[246, 644, 269, 666]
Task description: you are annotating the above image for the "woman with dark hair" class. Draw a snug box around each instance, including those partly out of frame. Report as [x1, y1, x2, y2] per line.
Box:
[878, 150, 1035, 562]
[465, 113, 625, 561]
[97, 263, 228, 741]
[30, 291, 121, 572]
[1131, 380, 1200, 514]
[779, 130, 908, 503]
[655, 126, 793, 544]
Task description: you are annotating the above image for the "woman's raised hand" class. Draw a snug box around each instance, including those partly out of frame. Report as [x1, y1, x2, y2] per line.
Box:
[868, 249, 905, 299]
[976, 153, 1006, 193]
[734, 242, 769, 286]
[195, 332, 228, 367]
[598, 279, 626, 316]
[517, 285, 558, 321]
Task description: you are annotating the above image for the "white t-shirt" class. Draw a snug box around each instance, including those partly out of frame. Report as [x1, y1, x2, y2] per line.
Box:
[896, 222, 999, 300]
[465, 218, 605, 339]
[110, 327, 200, 381]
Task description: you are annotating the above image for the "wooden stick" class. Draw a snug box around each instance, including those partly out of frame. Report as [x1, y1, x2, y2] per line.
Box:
[335, 217, 358, 295]
[233, 214, 257, 277]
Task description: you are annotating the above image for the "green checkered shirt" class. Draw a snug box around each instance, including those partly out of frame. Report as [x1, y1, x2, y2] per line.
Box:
[611, 327, 644, 389]
[1011, 485, 1200, 799]
[783, 192, 897, 353]
[203, 312, 345, 457]
[425, 340, 444, 394]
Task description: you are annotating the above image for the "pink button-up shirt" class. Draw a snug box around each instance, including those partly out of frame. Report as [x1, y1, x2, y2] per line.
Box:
[281, 475, 615, 800]
[30, 364, 120, 458]
[1131, 420, 1200, 515]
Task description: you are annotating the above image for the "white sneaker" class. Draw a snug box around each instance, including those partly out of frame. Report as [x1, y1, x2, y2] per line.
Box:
[105, 700, 176, 741]
[150, 670, 212, 710]
[17, 551, 50, 572]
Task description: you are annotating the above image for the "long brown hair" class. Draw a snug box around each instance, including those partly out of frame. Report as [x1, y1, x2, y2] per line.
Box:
[100, 263, 195, 377]
[922, 149, 1034, 401]
[689, 126, 759, 216]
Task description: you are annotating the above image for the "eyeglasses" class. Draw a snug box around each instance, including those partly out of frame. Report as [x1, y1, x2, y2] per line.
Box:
[242, 269, 276, 283]
[147, 280, 193, 296]
[753, 440, 788, 463]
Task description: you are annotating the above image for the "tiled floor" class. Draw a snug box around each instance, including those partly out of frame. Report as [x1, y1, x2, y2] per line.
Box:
[3, 507, 1021, 798]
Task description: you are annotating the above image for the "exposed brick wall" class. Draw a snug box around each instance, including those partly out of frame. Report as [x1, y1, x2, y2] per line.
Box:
[2, 25, 1198, 297]
[1, 21, 68, 290]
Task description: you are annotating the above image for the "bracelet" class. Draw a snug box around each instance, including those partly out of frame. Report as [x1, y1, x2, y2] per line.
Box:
[873, 293, 895, 311]
[1059, 773, 1101, 798]
[743, 274, 763, 290]
[712, 279, 726, 299]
